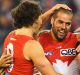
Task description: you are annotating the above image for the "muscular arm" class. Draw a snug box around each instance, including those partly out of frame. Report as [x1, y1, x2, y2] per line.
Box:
[23, 40, 61, 75]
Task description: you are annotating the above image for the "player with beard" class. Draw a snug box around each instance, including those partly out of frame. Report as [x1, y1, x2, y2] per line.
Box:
[1, 0, 74, 74]
[38, 7, 80, 75]
[2, 1, 68, 75]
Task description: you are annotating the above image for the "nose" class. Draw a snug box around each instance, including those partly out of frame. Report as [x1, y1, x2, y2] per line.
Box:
[62, 23, 66, 29]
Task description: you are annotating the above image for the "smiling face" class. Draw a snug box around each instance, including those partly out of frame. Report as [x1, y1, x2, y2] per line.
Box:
[51, 11, 73, 41]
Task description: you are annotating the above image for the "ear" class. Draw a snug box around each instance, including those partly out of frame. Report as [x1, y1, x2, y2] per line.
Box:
[32, 20, 38, 28]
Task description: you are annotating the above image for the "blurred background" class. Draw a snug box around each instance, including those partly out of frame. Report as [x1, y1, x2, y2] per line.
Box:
[0, 0, 80, 57]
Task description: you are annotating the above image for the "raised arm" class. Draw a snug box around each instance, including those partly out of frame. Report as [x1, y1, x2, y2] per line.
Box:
[41, 4, 71, 27]
[23, 40, 61, 75]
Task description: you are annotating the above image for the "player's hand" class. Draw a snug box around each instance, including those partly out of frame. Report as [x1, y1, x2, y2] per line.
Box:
[76, 45, 80, 65]
[0, 68, 5, 75]
[0, 49, 12, 68]
[76, 45, 80, 53]
[51, 4, 72, 12]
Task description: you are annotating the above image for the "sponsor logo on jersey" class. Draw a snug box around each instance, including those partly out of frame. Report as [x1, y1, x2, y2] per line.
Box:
[10, 38, 16, 41]
[60, 48, 76, 56]
[45, 51, 53, 56]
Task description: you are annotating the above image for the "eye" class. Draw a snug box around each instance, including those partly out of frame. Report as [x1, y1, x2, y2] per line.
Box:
[66, 22, 71, 26]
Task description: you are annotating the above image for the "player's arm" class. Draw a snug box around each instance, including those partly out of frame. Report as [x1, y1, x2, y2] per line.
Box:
[75, 34, 80, 65]
[75, 34, 80, 53]
[41, 4, 71, 26]
[23, 40, 61, 75]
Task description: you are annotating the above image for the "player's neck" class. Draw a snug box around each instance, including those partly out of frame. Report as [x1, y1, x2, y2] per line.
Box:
[15, 27, 34, 37]
[50, 29, 58, 41]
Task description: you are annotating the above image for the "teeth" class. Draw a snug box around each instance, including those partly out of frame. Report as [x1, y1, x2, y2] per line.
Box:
[59, 31, 65, 35]
[59, 31, 64, 33]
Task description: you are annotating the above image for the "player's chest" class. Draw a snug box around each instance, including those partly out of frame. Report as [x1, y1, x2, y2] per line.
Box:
[43, 41, 77, 64]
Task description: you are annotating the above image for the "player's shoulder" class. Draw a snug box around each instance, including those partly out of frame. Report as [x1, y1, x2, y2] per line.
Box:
[24, 40, 44, 55]
[4, 31, 15, 41]
[6, 31, 15, 38]
[73, 32, 80, 41]
[25, 40, 42, 48]
[7, 30, 15, 36]
[67, 32, 77, 38]
[38, 30, 50, 37]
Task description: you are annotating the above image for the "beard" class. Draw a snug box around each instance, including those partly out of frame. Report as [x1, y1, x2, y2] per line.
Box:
[52, 28, 68, 41]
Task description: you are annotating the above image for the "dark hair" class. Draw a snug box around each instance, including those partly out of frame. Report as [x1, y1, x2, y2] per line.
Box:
[52, 7, 73, 19]
[11, 0, 42, 28]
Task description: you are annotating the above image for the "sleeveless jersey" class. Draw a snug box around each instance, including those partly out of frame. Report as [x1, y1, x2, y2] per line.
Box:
[38, 32, 80, 75]
[3, 32, 34, 75]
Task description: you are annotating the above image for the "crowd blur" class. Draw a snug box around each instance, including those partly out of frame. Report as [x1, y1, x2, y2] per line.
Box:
[0, 0, 80, 56]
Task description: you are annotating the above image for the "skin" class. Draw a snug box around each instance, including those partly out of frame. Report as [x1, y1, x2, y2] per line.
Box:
[0, 4, 72, 75]
[23, 40, 59, 75]
[14, 15, 60, 75]
[50, 11, 80, 62]
[0, 49, 12, 68]
[51, 11, 73, 41]
[0, 50, 12, 75]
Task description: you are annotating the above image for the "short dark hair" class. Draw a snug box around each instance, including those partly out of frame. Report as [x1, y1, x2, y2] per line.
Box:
[11, 0, 42, 28]
[51, 7, 73, 19]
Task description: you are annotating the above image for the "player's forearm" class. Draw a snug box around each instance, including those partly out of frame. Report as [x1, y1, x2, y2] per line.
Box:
[41, 4, 71, 27]
[36, 59, 61, 75]
[41, 8, 53, 26]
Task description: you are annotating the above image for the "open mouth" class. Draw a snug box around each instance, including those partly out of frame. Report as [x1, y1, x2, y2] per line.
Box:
[58, 30, 65, 38]
[59, 30, 65, 35]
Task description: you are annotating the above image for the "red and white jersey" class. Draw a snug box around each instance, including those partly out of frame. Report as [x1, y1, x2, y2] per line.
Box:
[3, 31, 34, 75]
[38, 31, 80, 75]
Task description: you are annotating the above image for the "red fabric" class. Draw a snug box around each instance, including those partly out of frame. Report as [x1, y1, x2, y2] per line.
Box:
[39, 32, 78, 65]
[3, 32, 34, 75]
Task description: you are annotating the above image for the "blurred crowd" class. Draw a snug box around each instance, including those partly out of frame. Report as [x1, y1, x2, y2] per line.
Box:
[0, 0, 80, 56]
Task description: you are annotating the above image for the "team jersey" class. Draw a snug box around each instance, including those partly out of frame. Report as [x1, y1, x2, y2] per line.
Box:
[38, 31, 80, 75]
[3, 31, 34, 75]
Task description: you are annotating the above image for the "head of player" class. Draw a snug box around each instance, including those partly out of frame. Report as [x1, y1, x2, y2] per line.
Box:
[50, 7, 73, 41]
[11, 0, 42, 35]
